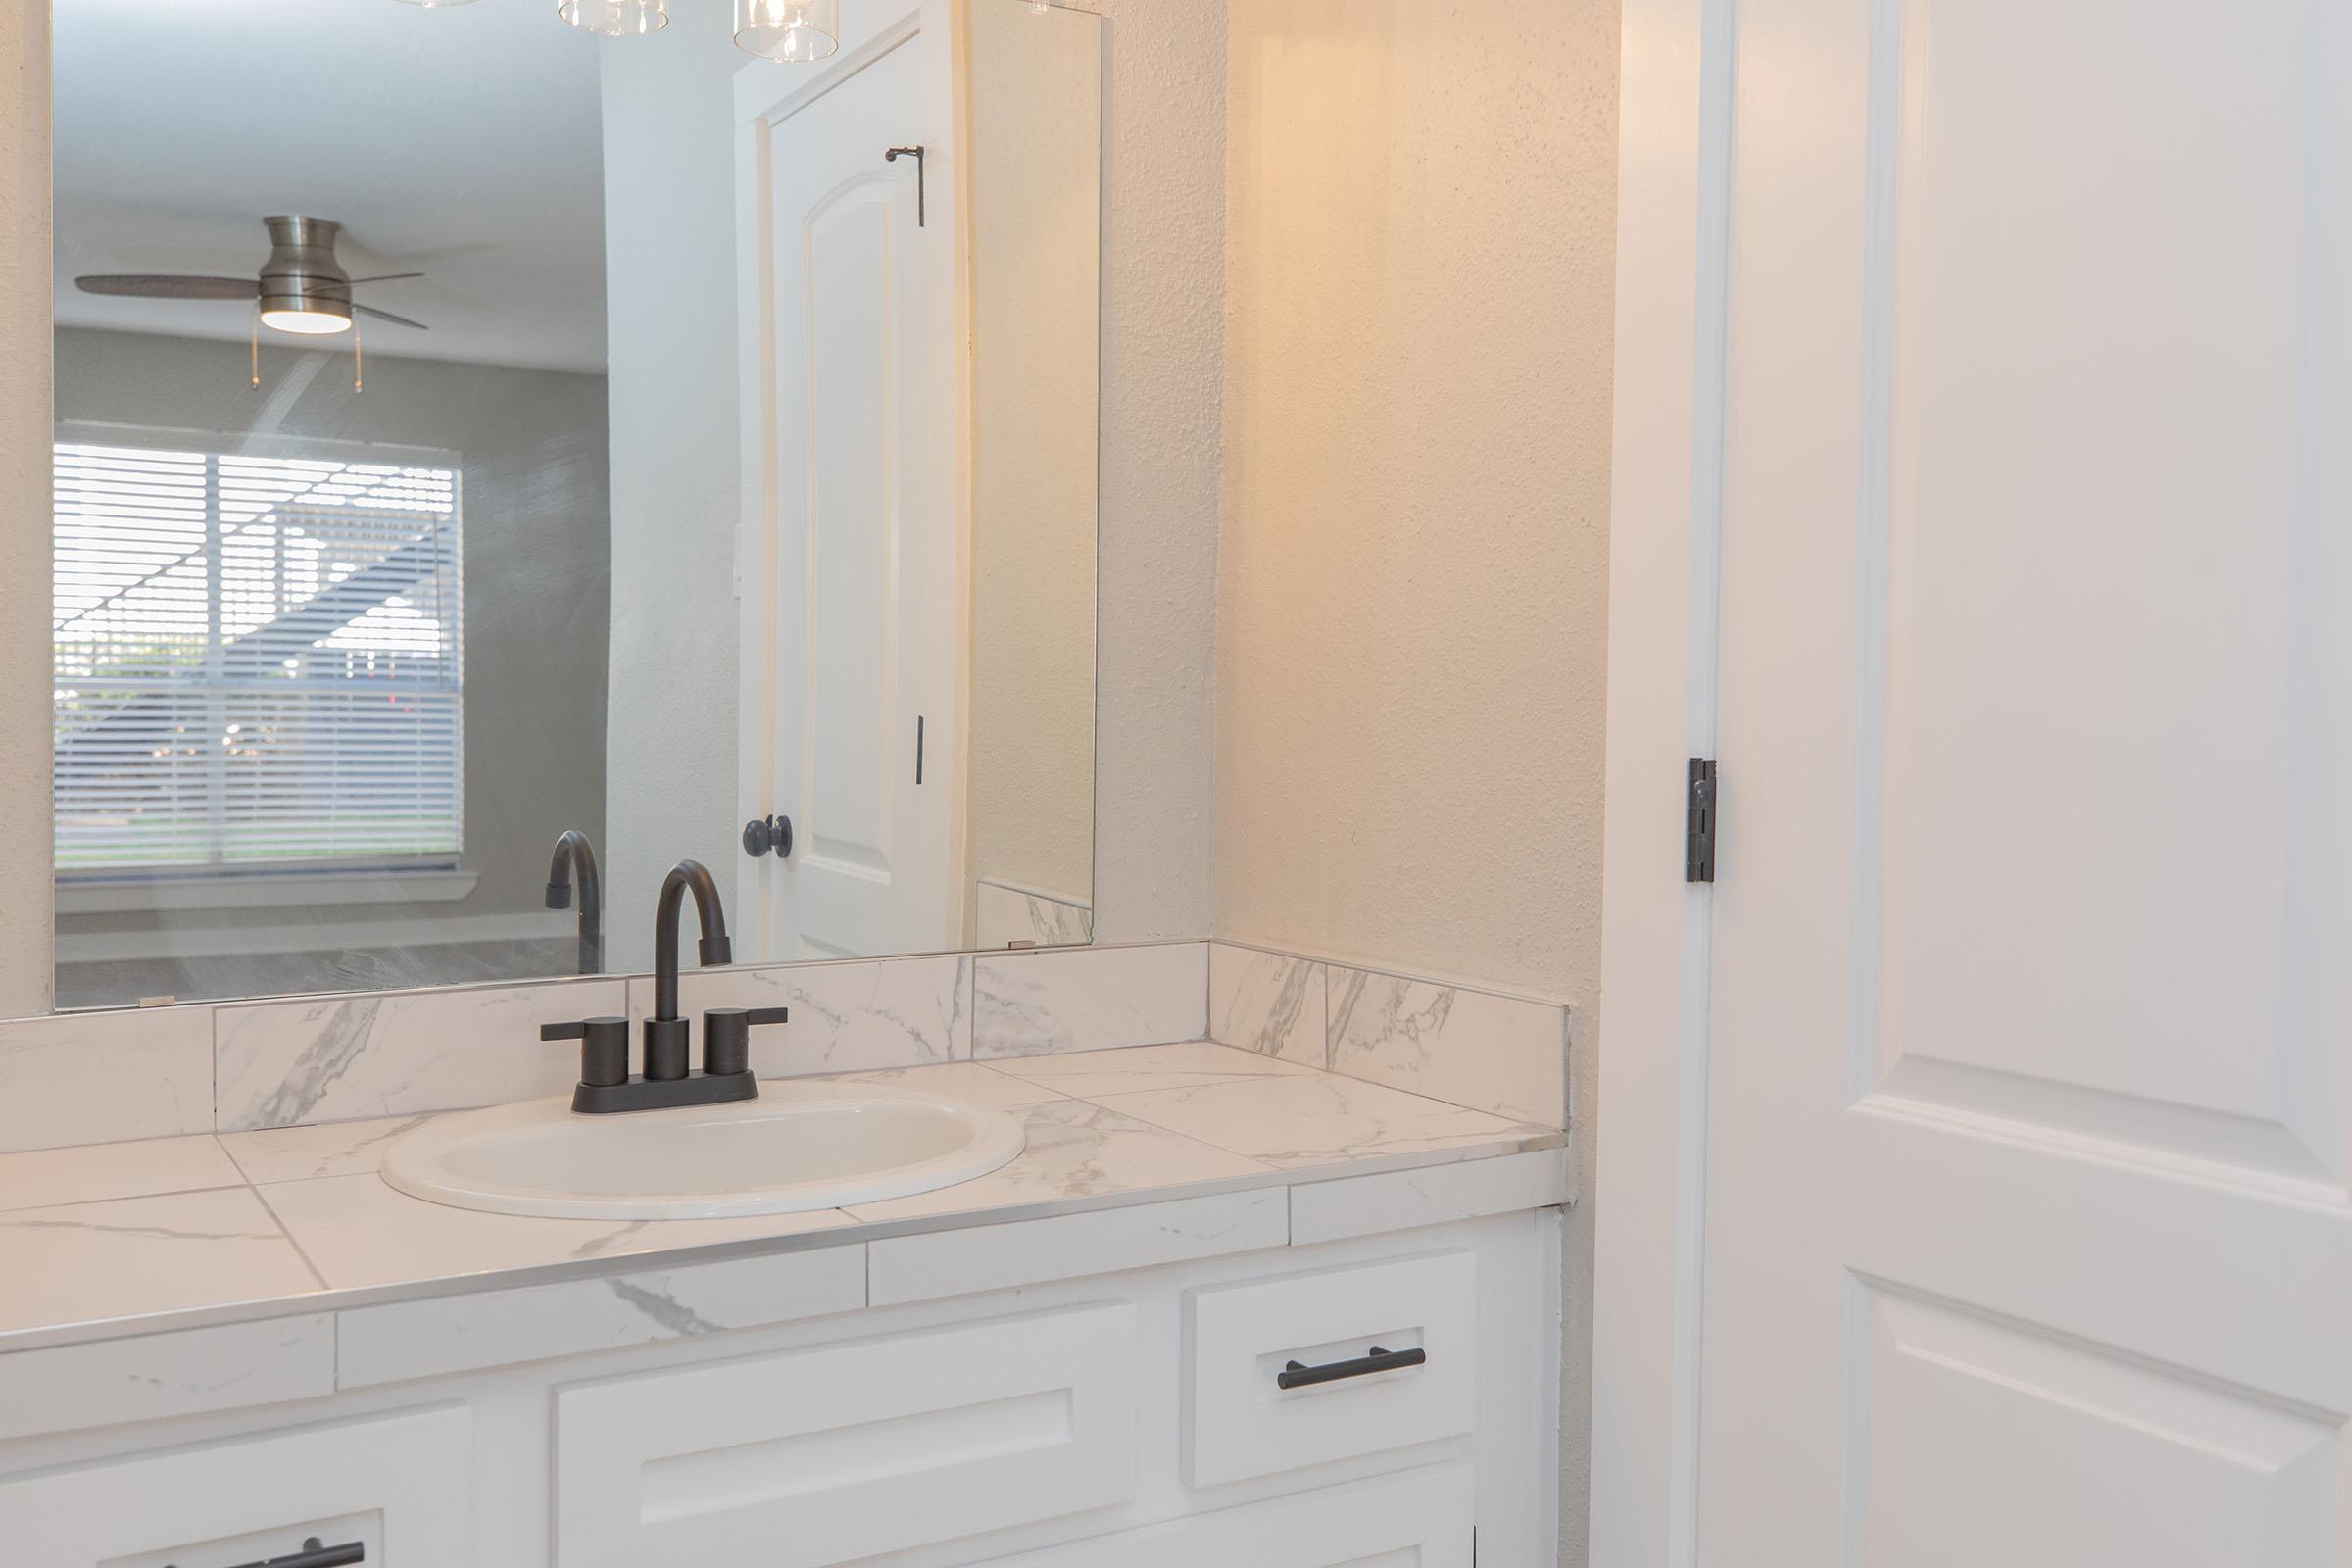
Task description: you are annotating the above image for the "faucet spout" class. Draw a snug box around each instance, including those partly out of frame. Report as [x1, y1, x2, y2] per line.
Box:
[545, 830, 603, 975]
[653, 858, 732, 1024]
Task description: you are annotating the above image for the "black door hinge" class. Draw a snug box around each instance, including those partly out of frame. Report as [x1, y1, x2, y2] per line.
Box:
[1686, 758, 1718, 883]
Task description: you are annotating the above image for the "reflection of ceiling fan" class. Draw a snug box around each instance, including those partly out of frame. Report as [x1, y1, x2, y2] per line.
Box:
[75, 215, 428, 337]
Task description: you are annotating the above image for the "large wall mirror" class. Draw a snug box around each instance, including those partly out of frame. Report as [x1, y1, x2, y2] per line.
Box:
[47, 0, 1102, 1010]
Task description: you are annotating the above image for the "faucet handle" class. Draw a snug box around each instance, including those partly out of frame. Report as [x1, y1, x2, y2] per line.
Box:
[543, 1015, 630, 1088]
[702, 1005, 789, 1078]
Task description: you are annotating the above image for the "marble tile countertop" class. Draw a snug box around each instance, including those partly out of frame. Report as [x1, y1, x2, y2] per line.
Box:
[0, 1043, 1562, 1353]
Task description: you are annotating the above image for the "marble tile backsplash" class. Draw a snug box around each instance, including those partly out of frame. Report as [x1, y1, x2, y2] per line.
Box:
[0, 1005, 214, 1153]
[215, 981, 628, 1133]
[626, 955, 969, 1078]
[1208, 943, 1571, 1129]
[1207, 944, 1325, 1066]
[0, 937, 1566, 1152]
[971, 943, 1208, 1058]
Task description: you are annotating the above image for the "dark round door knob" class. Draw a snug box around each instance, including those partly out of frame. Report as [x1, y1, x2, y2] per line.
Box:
[742, 814, 793, 858]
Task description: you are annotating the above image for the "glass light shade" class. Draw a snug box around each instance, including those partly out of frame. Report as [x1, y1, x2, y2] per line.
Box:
[735, 0, 840, 62]
[559, 0, 668, 34]
[260, 308, 353, 336]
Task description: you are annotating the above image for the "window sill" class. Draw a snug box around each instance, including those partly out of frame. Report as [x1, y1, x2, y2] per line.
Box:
[55, 868, 479, 915]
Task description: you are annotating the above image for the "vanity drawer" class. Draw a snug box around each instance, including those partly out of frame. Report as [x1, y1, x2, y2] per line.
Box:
[552, 1303, 1139, 1568]
[0, 1406, 472, 1567]
[975, 1462, 1475, 1566]
[1185, 1250, 1478, 1488]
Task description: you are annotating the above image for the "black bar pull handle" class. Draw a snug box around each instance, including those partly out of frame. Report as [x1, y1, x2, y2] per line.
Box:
[172, 1538, 365, 1568]
[1277, 1344, 1427, 1390]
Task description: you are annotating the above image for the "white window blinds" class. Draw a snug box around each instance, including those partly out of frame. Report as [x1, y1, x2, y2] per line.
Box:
[53, 435, 466, 878]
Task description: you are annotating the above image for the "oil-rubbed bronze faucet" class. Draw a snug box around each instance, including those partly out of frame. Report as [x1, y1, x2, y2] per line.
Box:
[541, 859, 787, 1114]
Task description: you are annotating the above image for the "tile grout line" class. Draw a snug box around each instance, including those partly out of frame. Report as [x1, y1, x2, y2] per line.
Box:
[252, 1183, 334, 1294]
[1193, 943, 1213, 1042]
[1035, 1085, 1285, 1173]
[0, 1181, 256, 1220]
[1323, 957, 1339, 1072]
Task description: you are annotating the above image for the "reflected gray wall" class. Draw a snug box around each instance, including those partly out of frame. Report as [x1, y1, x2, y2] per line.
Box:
[52, 325, 610, 1003]
[597, 27, 744, 972]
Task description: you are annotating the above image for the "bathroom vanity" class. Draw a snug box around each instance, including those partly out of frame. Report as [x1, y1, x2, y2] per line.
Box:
[0, 1018, 1568, 1567]
[8, 1, 1587, 1557]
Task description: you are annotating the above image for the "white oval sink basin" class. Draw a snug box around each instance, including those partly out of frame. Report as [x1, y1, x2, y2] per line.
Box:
[381, 1081, 1025, 1220]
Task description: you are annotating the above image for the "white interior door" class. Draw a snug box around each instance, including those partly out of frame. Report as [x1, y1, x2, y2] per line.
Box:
[1596, 0, 2352, 1561]
[736, 22, 959, 962]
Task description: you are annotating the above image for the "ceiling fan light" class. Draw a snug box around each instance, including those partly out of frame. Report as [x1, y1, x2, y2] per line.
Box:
[260, 308, 353, 336]
[560, 0, 668, 34]
[735, 0, 840, 62]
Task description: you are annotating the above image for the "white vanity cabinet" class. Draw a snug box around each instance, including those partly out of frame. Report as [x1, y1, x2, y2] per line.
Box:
[0, 1209, 1557, 1568]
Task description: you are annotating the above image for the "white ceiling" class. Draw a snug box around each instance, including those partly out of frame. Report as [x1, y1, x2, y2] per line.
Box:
[53, 0, 611, 373]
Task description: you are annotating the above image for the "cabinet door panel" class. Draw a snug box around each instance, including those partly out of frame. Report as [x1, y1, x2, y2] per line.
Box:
[0, 1406, 471, 1567]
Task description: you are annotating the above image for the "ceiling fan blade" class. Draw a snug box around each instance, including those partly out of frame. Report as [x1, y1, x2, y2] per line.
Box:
[347, 272, 426, 286]
[75, 274, 258, 300]
[353, 303, 429, 331]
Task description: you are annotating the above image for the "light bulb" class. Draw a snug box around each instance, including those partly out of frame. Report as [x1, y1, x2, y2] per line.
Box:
[260, 309, 353, 336]
[559, 0, 668, 34]
[735, 0, 840, 62]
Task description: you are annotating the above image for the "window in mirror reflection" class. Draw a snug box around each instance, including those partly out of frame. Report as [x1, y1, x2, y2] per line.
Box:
[53, 437, 466, 881]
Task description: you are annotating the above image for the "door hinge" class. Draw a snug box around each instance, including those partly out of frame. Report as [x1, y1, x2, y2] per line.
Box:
[1686, 757, 1718, 883]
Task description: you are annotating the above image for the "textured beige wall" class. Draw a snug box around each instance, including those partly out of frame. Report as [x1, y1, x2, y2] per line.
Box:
[964, 0, 1102, 925]
[1216, 2, 1618, 1558]
[0, 1, 51, 1018]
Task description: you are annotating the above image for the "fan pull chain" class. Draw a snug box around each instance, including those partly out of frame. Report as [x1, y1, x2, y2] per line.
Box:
[250, 304, 261, 388]
[353, 311, 364, 393]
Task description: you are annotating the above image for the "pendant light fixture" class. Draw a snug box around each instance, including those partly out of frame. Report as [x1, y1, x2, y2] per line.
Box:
[559, 0, 669, 35]
[734, 0, 840, 62]
[400, 0, 839, 62]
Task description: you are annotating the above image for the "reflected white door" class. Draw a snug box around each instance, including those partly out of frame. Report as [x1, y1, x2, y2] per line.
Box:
[737, 30, 958, 961]
[1604, 0, 2352, 1560]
